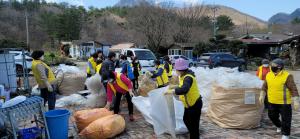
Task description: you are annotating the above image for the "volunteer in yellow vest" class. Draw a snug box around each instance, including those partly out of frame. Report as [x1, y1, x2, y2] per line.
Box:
[150, 60, 169, 88]
[31, 50, 57, 110]
[163, 55, 173, 78]
[259, 58, 299, 139]
[165, 58, 202, 139]
[256, 59, 271, 109]
[96, 59, 103, 74]
[86, 53, 98, 77]
[104, 71, 135, 121]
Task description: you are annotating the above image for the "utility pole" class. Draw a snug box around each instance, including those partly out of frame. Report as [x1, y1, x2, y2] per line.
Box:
[245, 15, 249, 36]
[211, 4, 219, 38]
[25, 9, 30, 51]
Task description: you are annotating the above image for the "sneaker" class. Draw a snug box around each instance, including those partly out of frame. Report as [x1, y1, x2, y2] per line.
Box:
[276, 128, 281, 133]
[282, 135, 289, 139]
[129, 114, 134, 121]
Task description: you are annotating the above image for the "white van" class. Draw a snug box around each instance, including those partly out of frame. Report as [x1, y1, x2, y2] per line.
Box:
[121, 48, 157, 73]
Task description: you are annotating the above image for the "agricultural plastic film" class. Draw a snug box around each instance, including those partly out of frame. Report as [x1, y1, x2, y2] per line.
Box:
[132, 87, 188, 138]
[55, 93, 106, 108]
[189, 67, 263, 112]
[85, 74, 105, 94]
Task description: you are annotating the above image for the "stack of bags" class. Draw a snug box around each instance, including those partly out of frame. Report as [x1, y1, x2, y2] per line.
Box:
[75, 108, 126, 139]
[55, 74, 106, 108]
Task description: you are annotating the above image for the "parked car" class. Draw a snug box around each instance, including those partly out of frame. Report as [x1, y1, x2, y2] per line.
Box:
[169, 55, 194, 67]
[8, 50, 32, 75]
[197, 53, 214, 67]
[205, 53, 246, 71]
[120, 48, 157, 73]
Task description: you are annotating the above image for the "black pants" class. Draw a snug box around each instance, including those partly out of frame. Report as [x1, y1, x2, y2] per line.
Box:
[131, 78, 139, 90]
[264, 94, 269, 109]
[268, 103, 292, 136]
[183, 98, 202, 139]
[40, 88, 56, 110]
[114, 92, 133, 115]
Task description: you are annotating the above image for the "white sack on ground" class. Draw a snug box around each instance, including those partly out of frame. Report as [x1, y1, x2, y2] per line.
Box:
[56, 93, 106, 108]
[85, 74, 104, 94]
[56, 94, 86, 107]
[85, 93, 106, 108]
[132, 87, 188, 137]
[56, 64, 86, 96]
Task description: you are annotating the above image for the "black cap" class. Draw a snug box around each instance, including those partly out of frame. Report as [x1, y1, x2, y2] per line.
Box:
[272, 58, 284, 67]
[31, 50, 44, 60]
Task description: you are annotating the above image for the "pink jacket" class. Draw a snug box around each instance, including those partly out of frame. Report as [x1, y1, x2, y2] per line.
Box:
[106, 72, 133, 102]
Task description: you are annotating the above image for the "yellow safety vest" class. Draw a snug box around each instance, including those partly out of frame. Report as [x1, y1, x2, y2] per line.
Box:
[108, 73, 129, 95]
[86, 57, 97, 74]
[167, 63, 173, 77]
[156, 65, 169, 86]
[266, 70, 292, 104]
[96, 64, 102, 74]
[179, 74, 201, 108]
[32, 60, 56, 86]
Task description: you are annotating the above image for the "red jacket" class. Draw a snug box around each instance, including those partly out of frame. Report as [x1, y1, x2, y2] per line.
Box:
[107, 72, 133, 102]
[256, 66, 270, 80]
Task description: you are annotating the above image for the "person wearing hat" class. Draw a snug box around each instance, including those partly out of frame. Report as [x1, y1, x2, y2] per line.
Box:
[163, 56, 173, 79]
[31, 50, 57, 110]
[149, 60, 169, 88]
[104, 71, 135, 121]
[165, 58, 202, 139]
[259, 58, 299, 139]
[256, 59, 271, 108]
[100, 52, 117, 93]
[256, 59, 270, 80]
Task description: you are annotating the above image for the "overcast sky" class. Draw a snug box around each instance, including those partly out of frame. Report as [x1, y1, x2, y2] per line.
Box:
[44, 0, 299, 21]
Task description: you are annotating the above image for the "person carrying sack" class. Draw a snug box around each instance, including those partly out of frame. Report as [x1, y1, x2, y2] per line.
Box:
[165, 58, 202, 139]
[31, 50, 57, 110]
[104, 71, 135, 121]
[259, 58, 299, 139]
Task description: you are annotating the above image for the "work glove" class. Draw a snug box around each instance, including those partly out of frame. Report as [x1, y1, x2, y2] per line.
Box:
[293, 97, 299, 111]
[259, 91, 265, 105]
[129, 89, 135, 97]
[169, 85, 178, 90]
[104, 101, 112, 110]
[164, 89, 175, 95]
[46, 82, 53, 92]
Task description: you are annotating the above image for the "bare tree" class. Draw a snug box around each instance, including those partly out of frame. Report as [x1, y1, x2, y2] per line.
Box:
[173, 4, 208, 43]
[128, 5, 175, 53]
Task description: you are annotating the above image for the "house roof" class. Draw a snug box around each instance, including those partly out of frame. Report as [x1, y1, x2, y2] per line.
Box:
[110, 43, 136, 51]
[239, 33, 300, 45]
